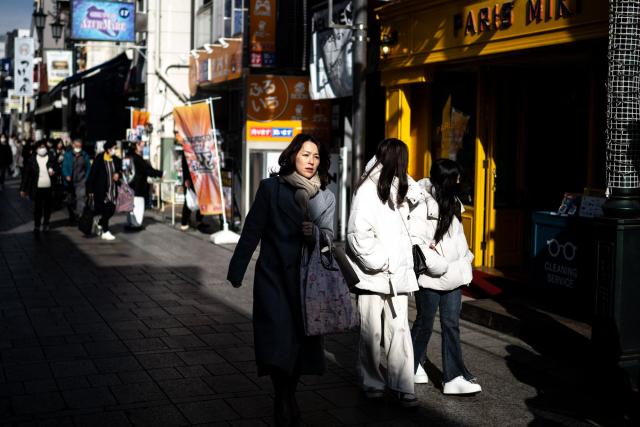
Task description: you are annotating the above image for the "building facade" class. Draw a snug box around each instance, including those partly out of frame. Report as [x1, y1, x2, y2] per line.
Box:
[378, 0, 608, 270]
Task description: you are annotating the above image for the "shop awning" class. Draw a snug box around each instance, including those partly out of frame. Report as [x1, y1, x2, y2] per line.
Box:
[48, 53, 131, 97]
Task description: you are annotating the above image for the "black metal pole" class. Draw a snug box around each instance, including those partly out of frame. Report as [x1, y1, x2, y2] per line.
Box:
[351, 0, 367, 188]
[603, 0, 640, 218]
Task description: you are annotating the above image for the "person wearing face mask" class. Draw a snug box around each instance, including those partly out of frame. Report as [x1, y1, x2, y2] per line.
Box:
[408, 158, 481, 395]
[227, 134, 335, 427]
[0, 134, 12, 190]
[62, 138, 92, 224]
[126, 140, 162, 229]
[19, 140, 59, 233]
[86, 140, 122, 241]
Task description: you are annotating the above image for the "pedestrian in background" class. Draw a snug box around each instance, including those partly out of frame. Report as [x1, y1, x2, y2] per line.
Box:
[409, 158, 481, 395]
[13, 138, 23, 178]
[346, 138, 420, 407]
[180, 150, 203, 230]
[127, 140, 162, 229]
[227, 134, 335, 427]
[0, 134, 12, 190]
[62, 138, 91, 224]
[19, 140, 58, 233]
[87, 140, 121, 241]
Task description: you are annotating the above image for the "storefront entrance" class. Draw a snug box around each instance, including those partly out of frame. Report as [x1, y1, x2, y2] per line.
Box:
[480, 43, 607, 271]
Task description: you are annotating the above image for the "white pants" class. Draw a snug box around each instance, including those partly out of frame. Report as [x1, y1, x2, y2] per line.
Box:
[127, 196, 145, 227]
[357, 293, 415, 394]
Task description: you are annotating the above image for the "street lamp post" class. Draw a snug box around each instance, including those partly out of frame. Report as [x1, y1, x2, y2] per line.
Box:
[51, 17, 64, 42]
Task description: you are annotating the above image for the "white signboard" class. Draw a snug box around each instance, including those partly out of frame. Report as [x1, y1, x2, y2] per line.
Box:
[46, 50, 73, 88]
[14, 37, 34, 97]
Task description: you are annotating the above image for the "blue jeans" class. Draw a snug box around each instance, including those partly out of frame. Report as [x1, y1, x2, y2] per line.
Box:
[411, 287, 473, 383]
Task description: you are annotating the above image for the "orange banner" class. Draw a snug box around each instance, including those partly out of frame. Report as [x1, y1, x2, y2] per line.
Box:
[250, 0, 276, 67]
[173, 102, 223, 215]
[132, 110, 151, 128]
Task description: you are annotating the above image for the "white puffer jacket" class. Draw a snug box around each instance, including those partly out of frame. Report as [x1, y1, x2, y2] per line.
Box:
[409, 179, 474, 291]
[346, 160, 420, 295]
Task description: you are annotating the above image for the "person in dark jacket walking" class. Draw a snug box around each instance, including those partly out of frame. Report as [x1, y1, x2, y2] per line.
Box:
[0, 133, 12, 190]
[19, 140, 59, 232]
[180, 150, 203, 230]
[125, 140, 162, 229]
[86, 140, 121, 241]
[62, 138, 91, 223]
[227, 134, 335, 427]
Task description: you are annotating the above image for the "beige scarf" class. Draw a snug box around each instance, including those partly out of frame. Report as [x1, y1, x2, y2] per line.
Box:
[282, 171, 321, 202]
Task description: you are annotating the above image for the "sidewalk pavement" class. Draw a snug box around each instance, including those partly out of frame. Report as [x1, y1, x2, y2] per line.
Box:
[0, 177, 633, 426]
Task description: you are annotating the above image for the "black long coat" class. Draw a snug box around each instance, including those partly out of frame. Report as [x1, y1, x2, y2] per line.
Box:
[227, 176, 335, 377]
[130, 153, 162, 197]
[86, 153, 122, 214]
[19, 154, 58, 199]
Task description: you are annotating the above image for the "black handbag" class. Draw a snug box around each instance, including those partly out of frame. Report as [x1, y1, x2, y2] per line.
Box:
[333, 245, 360, 291]
[78, 197, 95, 236]
[413, 244, 428, 277]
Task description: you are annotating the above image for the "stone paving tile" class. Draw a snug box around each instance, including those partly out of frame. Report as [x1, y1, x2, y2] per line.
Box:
[157, 378, 214, 400]
[178, 399, 240, 424]
[74, 411, 132, 427]
[62, 387, 116, 409]
[110, 381, 166, 404]
[11, 392, 66, 415]
[126, 404, 189, 427]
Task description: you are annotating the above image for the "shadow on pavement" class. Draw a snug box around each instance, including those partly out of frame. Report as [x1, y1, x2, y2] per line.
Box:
[0, 226, 467, 426]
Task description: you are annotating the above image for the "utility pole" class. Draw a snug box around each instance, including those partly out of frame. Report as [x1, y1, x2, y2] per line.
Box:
[351, 0, 367, 187]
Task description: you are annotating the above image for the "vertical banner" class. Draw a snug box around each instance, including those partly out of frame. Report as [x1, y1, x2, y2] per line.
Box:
[310, 1, 353, 99]
[172, 102, 223, 215]
[250, 0, 276, 67]
[14, 37, 34, 97]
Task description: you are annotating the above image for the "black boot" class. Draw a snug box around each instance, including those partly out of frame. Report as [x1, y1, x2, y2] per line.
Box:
[289, 376, 300, 427]
[271, 374, 293, 427]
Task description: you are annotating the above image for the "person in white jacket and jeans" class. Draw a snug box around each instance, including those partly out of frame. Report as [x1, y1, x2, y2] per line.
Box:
[409, 158, 481, 395]
[347, 138, 421, 407]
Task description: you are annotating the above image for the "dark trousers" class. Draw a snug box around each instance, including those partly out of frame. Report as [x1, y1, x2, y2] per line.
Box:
[411, 287, 473, 383]
[99, 202, 116, 232]
[270, 370, 300, 427]
[0, 167, 7, 185]
[181, 201, 203, 226]
[34, 187, 53, 228]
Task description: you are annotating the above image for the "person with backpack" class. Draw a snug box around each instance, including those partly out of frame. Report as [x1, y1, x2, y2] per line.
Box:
[62, 138, 91, 224]
[86, 140, 121, 241]
[126, 140, 162, 229]
[409, 158, 481, 395]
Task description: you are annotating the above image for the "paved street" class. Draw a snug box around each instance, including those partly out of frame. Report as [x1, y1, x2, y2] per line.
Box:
[0, 177, 633, 427]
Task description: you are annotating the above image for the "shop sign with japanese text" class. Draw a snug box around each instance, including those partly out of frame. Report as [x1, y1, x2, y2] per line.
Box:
[250, 0, 276, 67]
[14, 37, 34, 97]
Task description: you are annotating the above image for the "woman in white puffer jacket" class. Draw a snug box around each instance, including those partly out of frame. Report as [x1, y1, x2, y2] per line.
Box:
[347, 138, 421, 407]
[409, 158, 481, 395]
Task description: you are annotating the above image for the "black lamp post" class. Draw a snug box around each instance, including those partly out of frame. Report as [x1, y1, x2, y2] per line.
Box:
[51, 17, 64, 42]
[33, 7, 47, 55]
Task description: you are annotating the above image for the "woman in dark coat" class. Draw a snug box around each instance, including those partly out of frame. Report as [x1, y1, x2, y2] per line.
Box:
[227, 134, 335, 427]
[19, 140, 59, 232]
[86, 140, 122, 241]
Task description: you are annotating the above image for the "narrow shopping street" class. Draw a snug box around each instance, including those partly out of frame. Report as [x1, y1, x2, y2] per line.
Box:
[0, 177, 627, 427]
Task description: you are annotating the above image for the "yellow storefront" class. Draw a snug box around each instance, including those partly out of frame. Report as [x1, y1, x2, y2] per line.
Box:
[377, 0, 608, 271]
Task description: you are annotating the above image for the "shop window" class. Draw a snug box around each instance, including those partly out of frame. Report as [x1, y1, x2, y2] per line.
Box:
[431, 72, 477, 205]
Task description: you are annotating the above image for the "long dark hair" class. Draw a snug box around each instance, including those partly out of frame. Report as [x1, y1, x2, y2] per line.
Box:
[275, 133, 330, 189]
[430, 158, 463, 244]
[357, 138, 409, 206]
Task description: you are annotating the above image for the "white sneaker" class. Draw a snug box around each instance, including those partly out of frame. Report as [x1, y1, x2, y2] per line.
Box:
[101, 231, 116, 241]
[443, 376, 481, 395]
[180, 224, 189, 231]
[415, 364, 429, 384]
